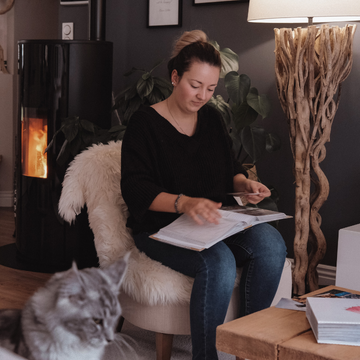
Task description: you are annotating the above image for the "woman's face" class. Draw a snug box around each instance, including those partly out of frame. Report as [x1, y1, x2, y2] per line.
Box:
[172, 61, 220, 114]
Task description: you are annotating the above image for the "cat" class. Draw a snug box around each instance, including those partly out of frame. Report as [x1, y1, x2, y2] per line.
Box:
[0, 255, 130, 360]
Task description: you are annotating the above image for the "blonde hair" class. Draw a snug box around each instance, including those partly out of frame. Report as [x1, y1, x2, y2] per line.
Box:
[171, 30, 209, 58]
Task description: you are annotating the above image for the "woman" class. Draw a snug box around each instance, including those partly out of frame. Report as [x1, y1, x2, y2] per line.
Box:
[121, 30, 286, 360]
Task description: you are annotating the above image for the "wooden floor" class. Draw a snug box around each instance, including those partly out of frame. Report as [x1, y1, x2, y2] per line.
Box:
[0, 207, 52, 309]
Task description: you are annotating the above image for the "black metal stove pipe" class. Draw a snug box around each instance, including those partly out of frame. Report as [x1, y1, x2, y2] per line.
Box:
[89, 0, 106, 41]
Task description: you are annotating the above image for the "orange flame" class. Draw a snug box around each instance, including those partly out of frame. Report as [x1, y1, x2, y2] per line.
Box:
[22, 117, 48, 178]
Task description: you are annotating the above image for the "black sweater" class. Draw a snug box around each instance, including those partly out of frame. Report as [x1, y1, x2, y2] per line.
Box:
[121, 104, 247, 234]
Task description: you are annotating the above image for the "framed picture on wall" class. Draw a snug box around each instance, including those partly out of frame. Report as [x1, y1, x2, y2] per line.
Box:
[193, 0, 245, 4]
[60, 0, 88, 4]
[148, 0, 182, 27]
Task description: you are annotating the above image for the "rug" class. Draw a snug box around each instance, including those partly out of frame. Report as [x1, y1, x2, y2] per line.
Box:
[107, 320, 236, 360]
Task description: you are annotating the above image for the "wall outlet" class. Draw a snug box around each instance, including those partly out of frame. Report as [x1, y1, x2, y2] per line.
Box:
[62, 23, 74, 40]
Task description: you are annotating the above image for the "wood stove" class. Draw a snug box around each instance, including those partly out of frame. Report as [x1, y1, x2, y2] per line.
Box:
[15, 39, 112, 272]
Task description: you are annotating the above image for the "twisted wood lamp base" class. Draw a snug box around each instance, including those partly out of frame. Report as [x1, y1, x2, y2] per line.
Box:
[274, 24, 356, 294]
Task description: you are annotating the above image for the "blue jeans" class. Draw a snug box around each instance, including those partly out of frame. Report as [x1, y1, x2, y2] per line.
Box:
[134, 223, 287, 360]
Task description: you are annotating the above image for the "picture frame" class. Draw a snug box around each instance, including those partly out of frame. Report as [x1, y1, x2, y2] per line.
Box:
[193, 0, 245, 4]
[60, 0, 88, 5]
[148, 0, 182, 28]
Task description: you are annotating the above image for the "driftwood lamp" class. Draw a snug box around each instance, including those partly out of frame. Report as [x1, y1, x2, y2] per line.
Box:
[248, 0, 360, 295]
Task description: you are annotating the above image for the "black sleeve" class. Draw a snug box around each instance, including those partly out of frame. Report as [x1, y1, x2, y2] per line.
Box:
[120, 109, 168, 224]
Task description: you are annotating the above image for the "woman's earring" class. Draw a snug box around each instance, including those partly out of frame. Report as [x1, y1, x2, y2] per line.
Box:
[172, 82, 175, 86]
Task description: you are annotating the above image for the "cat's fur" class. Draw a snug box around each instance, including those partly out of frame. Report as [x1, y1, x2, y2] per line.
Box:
[0, 256, 128, 360]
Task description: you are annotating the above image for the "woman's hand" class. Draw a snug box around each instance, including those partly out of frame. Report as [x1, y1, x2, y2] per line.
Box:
[233, 174, 271, 205]
[149, 192, 222, 225]
[177, 195, 222, 225]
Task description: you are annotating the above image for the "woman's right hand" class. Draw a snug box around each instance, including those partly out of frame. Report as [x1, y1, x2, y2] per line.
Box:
[177, 195, 222, 225]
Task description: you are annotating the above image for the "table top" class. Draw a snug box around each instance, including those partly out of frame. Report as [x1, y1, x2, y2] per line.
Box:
[216, 285, 360, 360]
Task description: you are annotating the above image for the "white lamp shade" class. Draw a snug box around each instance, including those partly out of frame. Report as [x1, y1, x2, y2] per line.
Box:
[248, 0, 360, 23]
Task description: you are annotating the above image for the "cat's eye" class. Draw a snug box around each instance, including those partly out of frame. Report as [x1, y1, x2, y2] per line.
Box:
[93, 318, 103, 326]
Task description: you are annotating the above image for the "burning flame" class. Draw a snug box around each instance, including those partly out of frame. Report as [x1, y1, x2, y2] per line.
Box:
[22, 118, 48, 178]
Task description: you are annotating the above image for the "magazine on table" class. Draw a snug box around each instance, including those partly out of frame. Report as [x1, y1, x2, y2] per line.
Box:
[306, 297, 360, 346]
[150, 204, 291, 251]
[276, 288, 360, 312]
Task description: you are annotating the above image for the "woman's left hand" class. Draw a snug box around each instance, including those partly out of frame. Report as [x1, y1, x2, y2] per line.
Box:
[233, 175, 271, 204]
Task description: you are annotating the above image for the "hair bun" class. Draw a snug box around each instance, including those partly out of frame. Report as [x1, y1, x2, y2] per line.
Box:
[171, 30, 208, 58]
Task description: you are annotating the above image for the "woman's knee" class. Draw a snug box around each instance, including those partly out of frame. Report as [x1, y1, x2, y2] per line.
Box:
[200, 242, 237, 286]
[248, 223, 287, 260]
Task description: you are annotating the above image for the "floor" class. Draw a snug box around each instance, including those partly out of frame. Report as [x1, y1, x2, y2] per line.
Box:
[0, 207, 51, 309]
[0, 207, 234, 359]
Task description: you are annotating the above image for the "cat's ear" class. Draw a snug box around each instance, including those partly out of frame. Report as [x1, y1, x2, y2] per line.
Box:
[102, 252, 130, 292]
[58, 261, 87, 304]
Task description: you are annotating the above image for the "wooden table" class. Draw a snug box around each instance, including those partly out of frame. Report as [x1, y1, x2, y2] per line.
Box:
[216, 285, 360, 360]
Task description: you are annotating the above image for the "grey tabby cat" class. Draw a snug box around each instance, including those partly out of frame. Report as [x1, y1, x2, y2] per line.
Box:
[0, 255, 129, 360]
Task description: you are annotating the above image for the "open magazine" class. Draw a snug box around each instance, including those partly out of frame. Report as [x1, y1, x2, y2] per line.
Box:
[150, 205, 291, 251]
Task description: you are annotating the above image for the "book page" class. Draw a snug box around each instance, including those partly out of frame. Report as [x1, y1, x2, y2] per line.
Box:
[152, 207, 290, 250]
[157, 210, 249, 246]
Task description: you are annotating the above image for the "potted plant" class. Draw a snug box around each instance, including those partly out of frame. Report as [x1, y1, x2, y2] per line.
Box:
[47, 40, 281, 204]
[112, 60, 173, 125]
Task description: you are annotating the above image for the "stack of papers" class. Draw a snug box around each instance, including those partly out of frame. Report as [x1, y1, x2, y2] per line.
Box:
[306, 297, 360, 346]
[151, 206, 290, 251]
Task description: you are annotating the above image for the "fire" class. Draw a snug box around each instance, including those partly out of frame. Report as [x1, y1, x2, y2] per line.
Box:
[22, 117, 48, 178]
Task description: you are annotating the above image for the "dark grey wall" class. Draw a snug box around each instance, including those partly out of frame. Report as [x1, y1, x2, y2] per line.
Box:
[59, 0, 360, 267]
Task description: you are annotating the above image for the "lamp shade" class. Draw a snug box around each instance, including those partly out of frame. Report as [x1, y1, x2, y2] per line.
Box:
[248, 0, 360, 23]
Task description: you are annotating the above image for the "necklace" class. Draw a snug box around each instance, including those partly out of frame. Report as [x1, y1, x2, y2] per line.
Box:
[166, 99, 195, 135]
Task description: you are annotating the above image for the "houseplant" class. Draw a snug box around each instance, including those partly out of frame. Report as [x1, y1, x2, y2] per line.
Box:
[47, 40, 281, 207]
[112, 59, 173, 125]
[208, 71, 280, 165]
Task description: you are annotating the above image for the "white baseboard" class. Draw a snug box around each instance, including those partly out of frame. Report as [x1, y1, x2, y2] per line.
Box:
[0, 191, 14, 207]
[288, 258, 336, 286]
[317, 263, 336, 286]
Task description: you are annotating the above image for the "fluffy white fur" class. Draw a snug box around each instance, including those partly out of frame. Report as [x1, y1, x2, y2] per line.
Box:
[58, 141, 194, 306]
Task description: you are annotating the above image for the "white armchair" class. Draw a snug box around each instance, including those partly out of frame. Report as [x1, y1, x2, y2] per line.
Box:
[58, 140, 292, 360]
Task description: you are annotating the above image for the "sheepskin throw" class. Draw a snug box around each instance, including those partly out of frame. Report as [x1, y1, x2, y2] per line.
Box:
[58, 141, 194, 306]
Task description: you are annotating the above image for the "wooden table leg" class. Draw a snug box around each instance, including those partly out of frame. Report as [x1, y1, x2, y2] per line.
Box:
[156, 333, 174, 360]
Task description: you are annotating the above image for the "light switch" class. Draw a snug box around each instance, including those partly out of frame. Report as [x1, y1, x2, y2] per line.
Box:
[62, 23, 74, 40]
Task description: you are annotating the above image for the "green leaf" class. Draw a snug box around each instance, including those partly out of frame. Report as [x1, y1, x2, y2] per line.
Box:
[80, 119, 95, 133]
[225, 72, 251, 105]
[219, 48, 239, 78]
[147, 86, 164, 105]
[247, 88, 272, 119]
[232, 102, 258, 131]
[209, 40, 239, 78]
[80, 130, 95, 147]
[142, 72, 151, 80]
[210, 40, 221, 51]
[109, 124, 127, 133]
[115, 129, 126, 141]
[207, 95, 232, 127]
[136, 76, 154, 99]
[61, 120, 79, 143]
[154, 76, 171, 88]
[240, 126, 267, 163]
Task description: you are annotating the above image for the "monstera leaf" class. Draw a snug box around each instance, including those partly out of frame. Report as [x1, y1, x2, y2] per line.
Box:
[210, 41, 239, 78]
[113, 60, 172, 124]
[208, 60, 280, 165]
